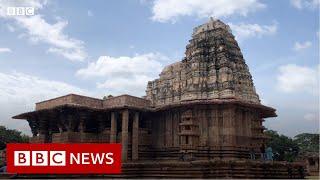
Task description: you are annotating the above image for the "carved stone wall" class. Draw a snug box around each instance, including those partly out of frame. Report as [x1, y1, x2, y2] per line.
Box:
[103, 95, 151, 108]
[151, 104, 266, 160]
[146, 19, 260, 106]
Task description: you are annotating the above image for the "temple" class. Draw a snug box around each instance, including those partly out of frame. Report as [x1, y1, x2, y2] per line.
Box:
[13, 19, 305, 178]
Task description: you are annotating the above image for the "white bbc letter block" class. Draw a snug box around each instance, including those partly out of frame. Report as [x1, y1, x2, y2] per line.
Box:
[32, 151, 48, 166]
[6, 7, 15, 16]
[14, 151, 30, 166]
[25, 7, 34, 16]
[50, 151, 66, 166]
[16, 7, 25, 16]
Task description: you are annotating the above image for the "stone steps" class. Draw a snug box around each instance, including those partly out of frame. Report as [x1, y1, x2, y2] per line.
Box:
[12, 160, 306, 179]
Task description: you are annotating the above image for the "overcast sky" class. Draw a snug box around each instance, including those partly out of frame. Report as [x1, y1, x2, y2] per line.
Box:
[0, 0, 319, 137]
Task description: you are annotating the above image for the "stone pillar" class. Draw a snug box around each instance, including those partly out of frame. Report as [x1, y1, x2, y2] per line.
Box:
[47, 112, 57, 143]
[27, 119, 39, 137]
[79, 114, 85, 133]
[173, 112, 180, 146]
[121, 110, 129, 161]
[78, 118, 85, 134]
[78, 112, 88, 143]
[97, 114, 105, 133]
[67, 114, 73, 133]
[38, 115, 48, 143]
[132, 112, 139, 160]
[39, 122, 47, 136]
[110, 112, 117, 143]
[165, 111, 173, 147]
[222, 107, 236, 146]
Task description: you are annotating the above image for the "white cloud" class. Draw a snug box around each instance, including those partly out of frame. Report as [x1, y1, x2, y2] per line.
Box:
[277, 64, 319, 95]
[0, 71, 87, 135]
[87, 10, 93, 17]
[47, 47, 86, 61]
[293, 41, 312, 51]
[0, 47, 11, 53]
[228, 22, 277, 41]
[303, 113, 318, 121]
[6, 24, 16, 32]
[96, 75, 154, 96]
[291, 0, 319, 9]
[0, 72, 86, 106]
[77, 53, 169, 96]
[77, 53, 167, 78]
[150, 0, 266, 23]
[0, 0, 87, 61]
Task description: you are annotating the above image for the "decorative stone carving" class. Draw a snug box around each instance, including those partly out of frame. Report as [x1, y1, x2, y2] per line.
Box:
[146, 19, 260, 106]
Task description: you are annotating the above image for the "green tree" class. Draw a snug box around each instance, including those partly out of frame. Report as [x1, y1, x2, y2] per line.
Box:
[294, 133, 319, 153]
[0, 126, 29, 150]
[265, 130, 299, 162]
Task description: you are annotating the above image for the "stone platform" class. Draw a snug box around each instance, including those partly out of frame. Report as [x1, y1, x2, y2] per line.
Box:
[14, 160, 305, 179]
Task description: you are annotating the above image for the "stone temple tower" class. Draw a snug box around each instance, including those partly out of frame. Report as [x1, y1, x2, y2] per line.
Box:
[146, 18, 275, 156]
[146, 18, 260, 106]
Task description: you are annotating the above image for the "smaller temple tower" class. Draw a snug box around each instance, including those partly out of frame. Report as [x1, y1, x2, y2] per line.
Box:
[179, 110, 200, 154]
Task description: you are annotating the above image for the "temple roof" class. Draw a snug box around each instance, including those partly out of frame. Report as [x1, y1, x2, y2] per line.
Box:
[34, 93, 151, 111]
[154, 98, 276, 118]
[12, 94, 153, 119]
[13, 94, 276, 120]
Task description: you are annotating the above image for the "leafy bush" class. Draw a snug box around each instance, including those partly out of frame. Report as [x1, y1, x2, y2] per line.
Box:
[0, 126, 29, 150]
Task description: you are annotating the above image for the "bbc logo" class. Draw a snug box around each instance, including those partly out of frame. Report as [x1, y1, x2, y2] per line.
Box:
[14, 151, 66, 166]
[7, 7, 34, 16]
[7, 144, 121, 174]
